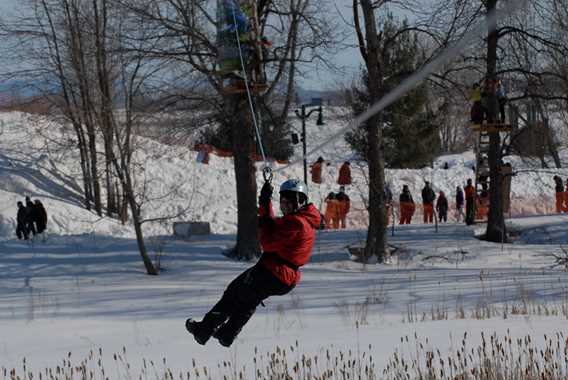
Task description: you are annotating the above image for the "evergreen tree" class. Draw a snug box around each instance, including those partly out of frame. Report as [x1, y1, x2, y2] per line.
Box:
[345, 15, 440, 168]
[201, 101, 293, 161]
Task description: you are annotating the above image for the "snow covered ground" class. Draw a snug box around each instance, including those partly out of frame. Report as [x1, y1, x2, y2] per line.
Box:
[1, 111, 568, 378]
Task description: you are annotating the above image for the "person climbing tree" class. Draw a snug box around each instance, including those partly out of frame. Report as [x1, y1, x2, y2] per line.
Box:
[421, 181, 436, 224]
[310, 157, 324, 184]
[337, 161, 352, 185]
[470, 82, 484, 124]
[399, 185, 415, 225]
[464, 178, 476, 225]
[496, 79, 507, 124]
[185, 178, 320, 347]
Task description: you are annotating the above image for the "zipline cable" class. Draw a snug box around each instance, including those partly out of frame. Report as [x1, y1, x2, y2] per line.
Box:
[229, 2, 271, 181]
[271, 0, 528, 175]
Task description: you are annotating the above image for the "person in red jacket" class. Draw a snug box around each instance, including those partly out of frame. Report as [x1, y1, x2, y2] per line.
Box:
[310, 157, 324, 184]
[464, 178, 476, 225]
[186, 179, 320, 347]
[337, 161, 352, 185]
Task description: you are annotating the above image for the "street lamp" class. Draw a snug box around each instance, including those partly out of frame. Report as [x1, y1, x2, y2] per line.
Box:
[294, 104, 324, 184]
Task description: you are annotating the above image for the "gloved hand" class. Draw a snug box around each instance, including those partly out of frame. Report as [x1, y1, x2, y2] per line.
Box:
[258, 215, 275, 228]
[259, 181, 273, 208]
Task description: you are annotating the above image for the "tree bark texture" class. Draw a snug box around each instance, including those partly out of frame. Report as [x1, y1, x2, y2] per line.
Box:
[359, 0, 387, 262]
[228, 95, 261, 261]
[484, 0, 507, 242]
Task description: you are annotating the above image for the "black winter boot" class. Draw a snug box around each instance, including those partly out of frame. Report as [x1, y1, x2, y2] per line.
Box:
[185, 319, 210, 345]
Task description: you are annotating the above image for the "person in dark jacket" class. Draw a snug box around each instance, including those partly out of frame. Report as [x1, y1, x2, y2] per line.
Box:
[336, 186, 350, 229]
[33, 200, 48, 233]
[421, 181, 436, 224]
[399, 185, 415, 224]
[455, 186, 465, 222]
[16, 202, 29, 240]
[24, 196, 36, 236]
[436, 191, 449, 223]
[186, 179, 321, 347]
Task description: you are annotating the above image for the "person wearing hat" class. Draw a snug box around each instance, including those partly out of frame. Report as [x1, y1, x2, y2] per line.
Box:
[421, 181, 436, 224]
[336, 186, 350, 229]
[399, 185, 415, 224]
[186, 178, 321, 347]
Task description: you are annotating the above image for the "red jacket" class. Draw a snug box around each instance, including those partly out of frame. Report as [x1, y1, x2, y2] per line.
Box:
[337, 163, 352, 185]
[259, 203, 321, 286]
[311, 162, 323, 184]
[464, 185, 475, 200]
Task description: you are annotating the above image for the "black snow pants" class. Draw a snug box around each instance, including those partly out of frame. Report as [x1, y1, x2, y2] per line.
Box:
[16, 223, 28, 240]
[465, 198, 475, 225]
[194, 263, 294, 345]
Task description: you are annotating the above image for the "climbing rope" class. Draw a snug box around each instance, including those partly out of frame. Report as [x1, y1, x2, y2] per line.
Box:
[229, 3, 270, 176]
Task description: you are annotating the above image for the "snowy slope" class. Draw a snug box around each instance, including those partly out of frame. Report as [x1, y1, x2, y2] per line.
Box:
[2, 111, 568, 378]
[2, 110, 567, 241]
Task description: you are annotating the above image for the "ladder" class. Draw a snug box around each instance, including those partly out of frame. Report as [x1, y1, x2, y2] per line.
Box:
[470, 123, 513, 222]
[474, 130, 490, 222]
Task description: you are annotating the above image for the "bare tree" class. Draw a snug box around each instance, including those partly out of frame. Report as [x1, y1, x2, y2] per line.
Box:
[115, 0, 340, 260]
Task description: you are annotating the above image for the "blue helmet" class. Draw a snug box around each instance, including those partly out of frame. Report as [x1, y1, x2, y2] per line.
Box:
[279, 179, 308, 198]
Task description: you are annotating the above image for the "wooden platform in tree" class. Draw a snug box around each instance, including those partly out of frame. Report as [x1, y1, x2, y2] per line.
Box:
[221, 82, 268, 95]
[469, 123, 513, 133]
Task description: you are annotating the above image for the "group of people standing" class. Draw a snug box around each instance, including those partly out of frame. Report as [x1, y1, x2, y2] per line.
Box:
[16, 196, 48, 240]
[310, 158, 353, 229]
[470, 78, 507, 125]
[397, 181, 476, 225]
[398, 181, 451, 224]
[323, 187, 350, 229]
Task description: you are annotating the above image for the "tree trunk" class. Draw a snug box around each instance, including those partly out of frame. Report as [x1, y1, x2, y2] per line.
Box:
[227, 95, 261, 261]
[122, 167, 158, 275]
[75, 123, 93, 210]
[359, 0, 387, 262]
[484, 0, 507, 242]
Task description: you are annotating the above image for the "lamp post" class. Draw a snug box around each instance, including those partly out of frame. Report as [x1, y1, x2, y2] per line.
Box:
[294, 104, 324, 184]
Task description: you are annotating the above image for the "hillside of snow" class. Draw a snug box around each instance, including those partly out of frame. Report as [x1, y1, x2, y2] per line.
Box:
[1, 110, 568, 241]
[3, 110, 568, 377]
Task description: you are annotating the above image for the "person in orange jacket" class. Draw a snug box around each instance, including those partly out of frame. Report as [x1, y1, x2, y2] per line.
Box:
[324, 192, 340, 229]
[464, 178, 476, 225]
[564, 178, 568, 212]
[310, 157, 324, 184]
[337, 161, 352, 186]
[553, 175, 564, 213]
[385, 183, 393, 225]
[399, 185, 415, 224]
[336, 186, 350, 228]
[186, 179, 320, 347]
